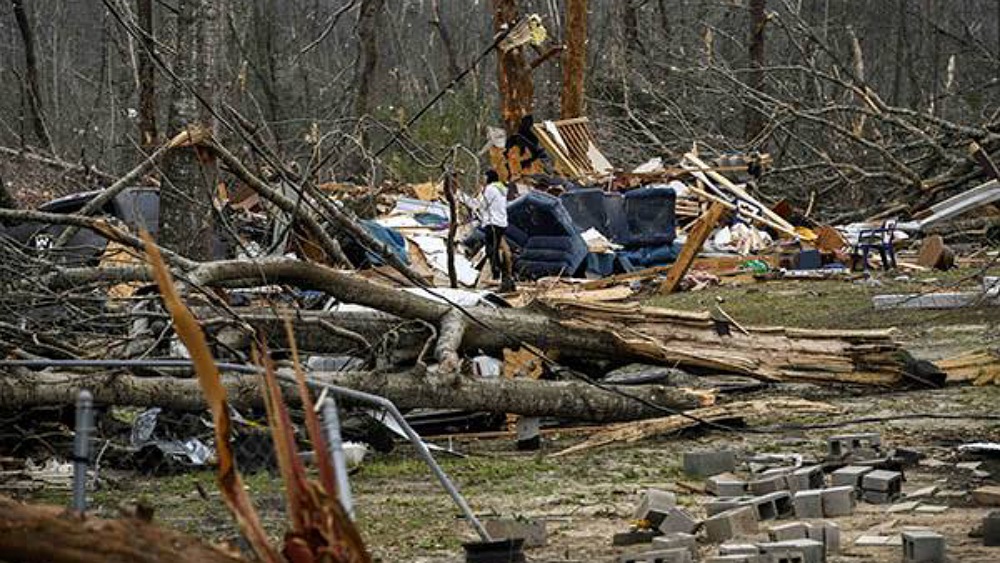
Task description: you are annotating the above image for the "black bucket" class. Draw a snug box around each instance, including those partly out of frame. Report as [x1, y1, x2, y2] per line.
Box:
[463, 538, 526, 563]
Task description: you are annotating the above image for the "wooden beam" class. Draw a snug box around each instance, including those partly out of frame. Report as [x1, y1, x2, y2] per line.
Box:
[660, 201, 728, 294]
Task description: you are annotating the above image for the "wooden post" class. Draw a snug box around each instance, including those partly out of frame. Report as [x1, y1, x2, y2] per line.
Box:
[660, 202, 727, 294]
[443, 171, 459, 288]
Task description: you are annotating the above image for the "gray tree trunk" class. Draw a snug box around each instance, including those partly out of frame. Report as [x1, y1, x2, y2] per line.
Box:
[159, 0, 219, 260]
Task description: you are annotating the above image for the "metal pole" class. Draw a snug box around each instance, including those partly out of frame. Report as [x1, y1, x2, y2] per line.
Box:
[72, 390, 93, 513]
[303, 379, 491, 542]
[322, 396, 354, 520]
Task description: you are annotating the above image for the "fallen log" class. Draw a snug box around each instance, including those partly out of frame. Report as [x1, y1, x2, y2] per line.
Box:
[183, 258, 920, 386]
[552, 398, 841, 457]
[0, 369, 713, 422]
[0, 495, 245, 563]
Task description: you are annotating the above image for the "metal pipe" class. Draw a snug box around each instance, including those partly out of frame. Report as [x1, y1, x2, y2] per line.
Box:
[322, 396, 354, 520]
[72, 389, 93, 513]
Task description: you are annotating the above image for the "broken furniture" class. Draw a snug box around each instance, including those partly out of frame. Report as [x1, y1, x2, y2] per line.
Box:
[851, 219, 898, 272]
[532, 117, 613, 181]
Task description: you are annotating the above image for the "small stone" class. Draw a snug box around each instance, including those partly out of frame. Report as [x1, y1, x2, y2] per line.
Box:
[956, 461, 983, 471]
[888, 501, 921, 513]
[918, 459, 948, 468]
[905, 486, 938, 499]
[855, 535, 896, 546]
[972, 485, 1000, 507]
[914, 505, 949, 514]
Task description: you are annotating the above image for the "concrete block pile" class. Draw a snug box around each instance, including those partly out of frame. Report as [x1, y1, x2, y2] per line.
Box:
[612, 434, 974, 563]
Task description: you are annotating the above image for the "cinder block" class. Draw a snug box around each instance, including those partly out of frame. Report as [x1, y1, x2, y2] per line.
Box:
[658, 506, 700, 535]
[684, 450, 737, 477]
[613, 529, 658, 546]
[830, 465, 872, 489]
[705, 506, 759, 543]
[983, 511, 1000, 547]
[768, 522, 809, 542]
[707, 496, 755, 516]
[902, 530, 945, 563]
[620, 548, 693, 563]
[799, 521, 841, 555]
[789, 466, 824, 492]
[757, 539, 825, 563]
[759, 491, 793, 518]
[863, 490, 896, 505]
[821, 486, 855, 517]
[651, 532, 697, 557]
[705, 556, 758, 563]
[793, 490, 824, 519]
[749, 474, 788, 496]
[827, 432, 881, 460]
[719, 543, 761, 556]
[483, 518, 546, 547]
[708, 473, 749, 497]
[634, 488, 678, 527]
[862, 470, 902, 496]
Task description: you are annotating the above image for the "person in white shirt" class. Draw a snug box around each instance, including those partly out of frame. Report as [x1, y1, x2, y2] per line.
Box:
[467, 169, 513, 290]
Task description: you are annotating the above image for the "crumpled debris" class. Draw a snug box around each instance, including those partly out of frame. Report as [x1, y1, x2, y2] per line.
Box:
[712, 223, 774, 255]
[130, 407, 214, 468]
[680, 270, 720, 291]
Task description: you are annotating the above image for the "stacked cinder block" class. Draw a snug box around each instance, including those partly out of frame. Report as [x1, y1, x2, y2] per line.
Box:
[861, 470, 903, 504]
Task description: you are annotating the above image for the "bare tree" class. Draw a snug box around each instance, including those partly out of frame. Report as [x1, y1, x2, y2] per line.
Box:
[560, 0, 588, 119]
[9, 0, 53, 152]
[136, 0, 158, 152]
[745, 0, 767, 143]
[158, 0, 220, 260]
[493, 0, 533, 134]
[353, 0, 385, 119]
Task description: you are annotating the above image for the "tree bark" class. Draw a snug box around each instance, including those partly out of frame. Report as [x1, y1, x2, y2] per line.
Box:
[492, 0, 533, 134]
[745, 0, 767, 143]
[430, 0, 461, 78]
[560, 0, 588, 119]
[0, 496, 245, 563]
[353, 0, 385, 118]
[159, 0, 217, 261]
[136, 0, 158, 152]
[10, 0, 53, 153]
[0, 369, 710, 422]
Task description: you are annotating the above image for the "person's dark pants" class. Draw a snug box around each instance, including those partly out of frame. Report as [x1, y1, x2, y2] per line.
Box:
[485, 225, 505, 279]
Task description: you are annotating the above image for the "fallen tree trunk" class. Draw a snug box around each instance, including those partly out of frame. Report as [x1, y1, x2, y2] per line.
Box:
[185, 258, 919, 386]
[0, 369, 712, 422]
[0, 496, 245, 563]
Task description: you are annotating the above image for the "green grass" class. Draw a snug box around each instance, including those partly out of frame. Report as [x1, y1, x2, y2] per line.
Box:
[646, 266, 1000, 333]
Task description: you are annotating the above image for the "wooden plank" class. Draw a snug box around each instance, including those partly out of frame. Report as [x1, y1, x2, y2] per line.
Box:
[660, 201, 728, 294]
[684, 153, 797, 234]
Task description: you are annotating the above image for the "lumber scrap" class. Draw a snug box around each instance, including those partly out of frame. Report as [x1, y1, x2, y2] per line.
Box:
[939, 349, 1000, 385]
[552, 398, 840, 456]
[683, 153, 797, 236]
[660, 201, 727, 293]
[532, 117, 613, 180]
[0, 496, 245, 563]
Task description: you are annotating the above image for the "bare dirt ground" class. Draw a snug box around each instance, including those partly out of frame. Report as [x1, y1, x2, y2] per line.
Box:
[11, 267, 1000, 562]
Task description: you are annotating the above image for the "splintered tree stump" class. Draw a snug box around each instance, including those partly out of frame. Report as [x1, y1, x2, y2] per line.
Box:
[0, 496, 245, 563]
